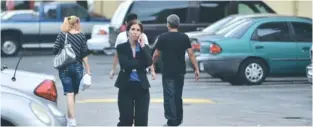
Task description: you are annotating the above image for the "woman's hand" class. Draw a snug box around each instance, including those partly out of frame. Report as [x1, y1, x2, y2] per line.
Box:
[109, 70, 115, 79]
[138, 34, 145, 47]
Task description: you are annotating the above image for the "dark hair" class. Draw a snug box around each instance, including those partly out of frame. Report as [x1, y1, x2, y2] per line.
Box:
[126, 20, 143, 33]
[125, 13, 138, 23]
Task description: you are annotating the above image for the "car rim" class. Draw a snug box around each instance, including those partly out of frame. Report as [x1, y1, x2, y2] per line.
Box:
[2, 41, 17, 55]
[245, 63, 263, 82]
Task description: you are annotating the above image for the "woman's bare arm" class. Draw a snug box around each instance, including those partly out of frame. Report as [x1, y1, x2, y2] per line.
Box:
[83, 57, 91, 75]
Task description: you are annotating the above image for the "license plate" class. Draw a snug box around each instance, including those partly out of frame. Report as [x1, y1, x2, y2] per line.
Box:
[199, 62, 204, 71]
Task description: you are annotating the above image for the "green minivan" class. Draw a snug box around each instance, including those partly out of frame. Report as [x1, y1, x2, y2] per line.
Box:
[197, 15, 312, 85]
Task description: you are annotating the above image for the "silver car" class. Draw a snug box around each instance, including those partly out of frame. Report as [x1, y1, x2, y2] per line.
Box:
[1, 85, 65, 126]
[1, 65, 66, 126]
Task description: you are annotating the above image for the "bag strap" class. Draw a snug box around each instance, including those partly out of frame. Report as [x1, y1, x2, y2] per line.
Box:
[64, 33, 68, 45]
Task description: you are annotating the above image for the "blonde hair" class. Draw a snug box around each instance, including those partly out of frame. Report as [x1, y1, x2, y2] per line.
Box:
[60, 15, 81, 32]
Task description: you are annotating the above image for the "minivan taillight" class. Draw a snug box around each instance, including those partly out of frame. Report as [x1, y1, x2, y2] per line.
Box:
[209, 43, 222, 54]
[34, 80, 57, 102]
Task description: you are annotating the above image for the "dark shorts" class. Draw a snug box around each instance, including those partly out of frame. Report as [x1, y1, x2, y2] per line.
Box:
[59, 62, 84, 95]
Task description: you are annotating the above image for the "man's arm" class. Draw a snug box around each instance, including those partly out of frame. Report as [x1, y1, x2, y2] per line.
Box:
[152, 49, 161, 64]
[186, 48, 199, 72]
[152, 36, 162, 64]
[112, 34, 122, 72]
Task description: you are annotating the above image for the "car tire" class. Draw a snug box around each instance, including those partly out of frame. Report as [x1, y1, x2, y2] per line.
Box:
[238, 59, 268, 85]
[229, 77, 244, 86]
[216, 75, 229, 82]
[1, 36, 20, 56]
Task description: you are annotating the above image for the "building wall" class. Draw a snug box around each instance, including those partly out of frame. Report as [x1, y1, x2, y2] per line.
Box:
[93, 0, 121, 19]
[296, 1, 312, 18]
[264, 0, 312, 18]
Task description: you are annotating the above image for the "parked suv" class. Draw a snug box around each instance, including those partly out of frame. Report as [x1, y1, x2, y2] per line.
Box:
[108, 0, 276, 47]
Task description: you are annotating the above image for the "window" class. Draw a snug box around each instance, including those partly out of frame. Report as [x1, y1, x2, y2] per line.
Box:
[215, 18, 250, 35]
[202, 16, 234, 33]
[224, 20, 252, 38]
[253, 2, 274, 13]
[291, 22, 312, 42]
[61, 5, 88, 20]
[44, 4, 57, 20]
[9, 13, 38, 21]
[130, 1, 189, 24]
[238, 3, 255, 14]
[253, 22, 291, 42]
[238, 1, 275, 14]
[198, 1, 230, 23]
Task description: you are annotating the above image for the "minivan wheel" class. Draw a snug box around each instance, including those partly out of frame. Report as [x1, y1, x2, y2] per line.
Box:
[238, 59, 268, 85]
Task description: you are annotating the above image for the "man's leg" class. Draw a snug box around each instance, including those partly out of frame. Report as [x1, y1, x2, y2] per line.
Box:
[175, 74, 185, 125]
[162, 76, 178, 126]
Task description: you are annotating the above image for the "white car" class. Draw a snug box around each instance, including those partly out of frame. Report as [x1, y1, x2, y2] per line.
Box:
[1, 85, 65, 126]
[87, 24, 111, 52]
[1, 65, 66, 126]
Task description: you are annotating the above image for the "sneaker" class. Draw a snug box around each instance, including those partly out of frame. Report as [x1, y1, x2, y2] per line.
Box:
[67, 118, 77, 127]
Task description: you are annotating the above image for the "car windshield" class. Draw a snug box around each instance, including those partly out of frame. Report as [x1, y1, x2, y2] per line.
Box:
[224, 20, 253, 38]
[202, 16, 234, 33]
[214, 19, 250, 35]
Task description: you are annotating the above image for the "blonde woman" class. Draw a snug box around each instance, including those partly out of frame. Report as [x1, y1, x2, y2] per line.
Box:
[53, 15, 91, 127]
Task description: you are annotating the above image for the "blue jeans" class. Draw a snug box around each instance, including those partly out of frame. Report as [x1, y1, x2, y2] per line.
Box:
[59, 62, 84, 95]
[162, 74, 184, 126]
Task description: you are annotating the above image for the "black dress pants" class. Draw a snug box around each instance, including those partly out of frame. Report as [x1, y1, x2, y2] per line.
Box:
[117, 81, 150, 126]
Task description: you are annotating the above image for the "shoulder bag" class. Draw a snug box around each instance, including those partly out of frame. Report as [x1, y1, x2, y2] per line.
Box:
[53, 33, 76, 69]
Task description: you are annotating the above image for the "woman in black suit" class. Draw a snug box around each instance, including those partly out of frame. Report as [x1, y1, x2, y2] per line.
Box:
[115, 20, 152, 126]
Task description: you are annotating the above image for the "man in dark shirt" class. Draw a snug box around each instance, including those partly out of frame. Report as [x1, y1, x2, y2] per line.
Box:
[152, 14, 200, 126]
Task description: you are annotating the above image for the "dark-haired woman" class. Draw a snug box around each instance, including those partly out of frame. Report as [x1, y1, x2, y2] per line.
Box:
[115, 20, 152, 126]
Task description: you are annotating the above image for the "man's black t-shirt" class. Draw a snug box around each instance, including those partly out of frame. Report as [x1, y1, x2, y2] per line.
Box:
[155, 32, 191, 76]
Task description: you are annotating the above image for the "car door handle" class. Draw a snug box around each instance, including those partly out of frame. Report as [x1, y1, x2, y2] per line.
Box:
[255, 45, 264, 49]
[302, 47, 310, 50]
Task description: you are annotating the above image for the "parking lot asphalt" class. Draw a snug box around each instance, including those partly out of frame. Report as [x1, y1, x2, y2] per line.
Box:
[1, 51, 312, 126]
